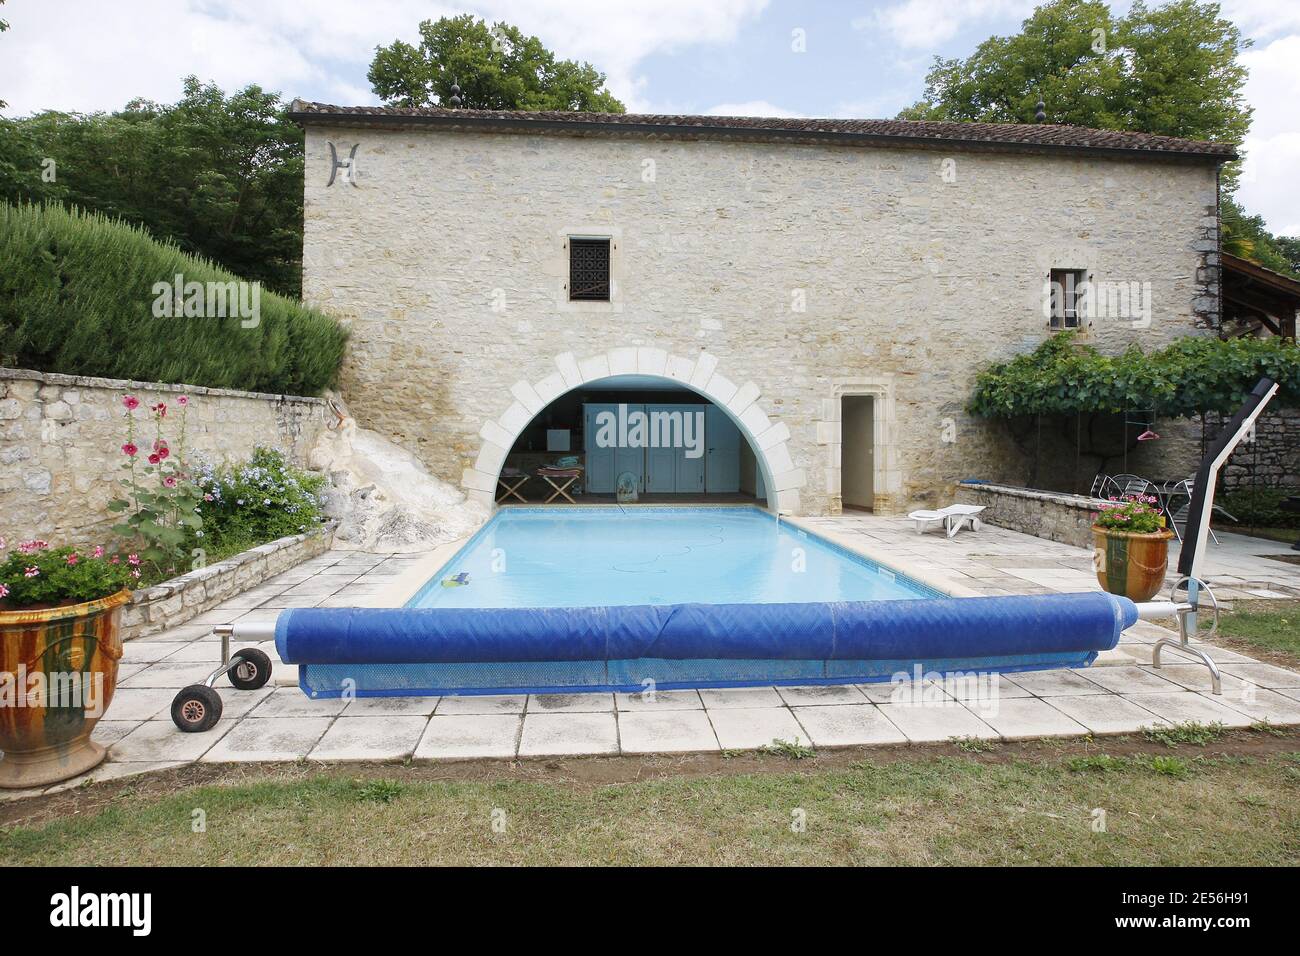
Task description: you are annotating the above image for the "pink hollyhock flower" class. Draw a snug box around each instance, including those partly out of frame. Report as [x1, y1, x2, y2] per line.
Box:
[152, 402, 167, 417]
[156, 444, 170, 460]
[66, 553, 79, 566]
[148, 453, 161, 465]
[163, 475, 178, 488]
[122, 395, 139, 410]
[177, 395, 189, 406]
[24, 566, 39, 578]
[127, 554, 141, 567]
[122, 442, 138, 457]
[0, 583, 8, 599]
[92, 545, 104, 558]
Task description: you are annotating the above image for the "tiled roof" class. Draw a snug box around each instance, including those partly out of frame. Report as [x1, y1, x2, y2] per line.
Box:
[289, 100, 1237, 162]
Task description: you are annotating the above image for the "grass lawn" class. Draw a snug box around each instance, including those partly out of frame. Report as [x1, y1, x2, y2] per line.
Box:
[1211, 600, 1300, 668]
[3, 736, 1298, 866]
[1230, 526, 1299, 546]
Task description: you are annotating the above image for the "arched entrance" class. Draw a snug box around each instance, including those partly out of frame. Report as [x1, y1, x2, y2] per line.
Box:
[461, 348, 804, 512]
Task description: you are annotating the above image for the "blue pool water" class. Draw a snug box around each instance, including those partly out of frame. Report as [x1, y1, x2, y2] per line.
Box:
[406, 506, 939, 608]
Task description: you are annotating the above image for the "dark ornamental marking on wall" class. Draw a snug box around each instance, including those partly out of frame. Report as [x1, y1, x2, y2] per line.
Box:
[327, 143, 360, 188]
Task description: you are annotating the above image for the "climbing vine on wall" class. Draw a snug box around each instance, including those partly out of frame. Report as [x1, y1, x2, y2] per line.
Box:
[968, 334, 1300, 419]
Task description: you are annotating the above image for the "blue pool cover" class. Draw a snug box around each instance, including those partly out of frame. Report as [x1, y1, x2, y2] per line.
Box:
[276, 591, 1137, 697]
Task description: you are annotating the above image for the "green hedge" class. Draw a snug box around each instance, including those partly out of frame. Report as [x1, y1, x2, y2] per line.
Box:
[1217, 489, 1300, 530]
[0, 202, 347, 395]
[969, 333, 1300, 419]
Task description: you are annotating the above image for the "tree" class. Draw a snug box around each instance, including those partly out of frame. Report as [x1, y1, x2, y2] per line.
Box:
[897, 1, 1300, 275]
[1273, 236, 1300, 277]
[1221, 197, 1299, 277]
[0, 0, 10, 110]
[899, 0, 1251, 183]
[368, 15, 625, 112]
[0, 78, 305, 296]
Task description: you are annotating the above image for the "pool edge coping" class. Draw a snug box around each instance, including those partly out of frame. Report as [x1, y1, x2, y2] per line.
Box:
[780, 515, 985, 599]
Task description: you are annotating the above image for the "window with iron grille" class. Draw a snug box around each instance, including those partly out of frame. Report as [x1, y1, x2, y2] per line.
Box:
[569, 238, 611, 301]
[1049, 268, 1086, 329]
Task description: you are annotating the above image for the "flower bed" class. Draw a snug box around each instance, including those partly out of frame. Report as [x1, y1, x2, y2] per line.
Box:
[119, 522, 335, 640]
[3, 389, 337, 638]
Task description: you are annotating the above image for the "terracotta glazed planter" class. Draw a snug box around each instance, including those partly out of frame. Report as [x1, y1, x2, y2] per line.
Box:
[1091, 526, 1174, 603]
[0, 589, 130, 789]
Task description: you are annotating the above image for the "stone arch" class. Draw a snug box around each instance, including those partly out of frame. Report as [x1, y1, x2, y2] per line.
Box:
[461, 347, 806, 512]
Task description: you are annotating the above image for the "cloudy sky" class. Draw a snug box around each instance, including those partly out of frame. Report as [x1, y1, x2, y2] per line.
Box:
[2, 0, 1297, 234]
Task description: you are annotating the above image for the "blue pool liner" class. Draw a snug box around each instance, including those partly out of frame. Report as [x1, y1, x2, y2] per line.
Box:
[275, 592, 1137, 697]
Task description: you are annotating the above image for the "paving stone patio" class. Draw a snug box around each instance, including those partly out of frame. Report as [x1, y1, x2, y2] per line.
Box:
[4, 516, 1298, 800]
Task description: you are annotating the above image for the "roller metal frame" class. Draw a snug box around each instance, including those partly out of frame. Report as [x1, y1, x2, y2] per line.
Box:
[1167, 376, 1279, 693]
[170, 621, 278, 731]
[1149, 577, 1223, 695]
[202, 622, 277, 688]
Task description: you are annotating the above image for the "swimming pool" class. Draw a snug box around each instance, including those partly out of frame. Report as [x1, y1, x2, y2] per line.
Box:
[405, 507, 941, 608]
[275, 506, 1137, 697]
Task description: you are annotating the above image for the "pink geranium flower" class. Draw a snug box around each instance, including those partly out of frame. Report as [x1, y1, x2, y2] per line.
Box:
[24, 566, 39, 578]
[66, 552, 79, 566]
[92, 545, 104, 558]
[110, 556, 120, 564]
[18, 539, 48, 554]
[123, 395, 139, 410]
[122, 442, 138, 457]
[0, 583, 9, 600]
[127, 554, 141, 567]
[130, 568, 141, 579]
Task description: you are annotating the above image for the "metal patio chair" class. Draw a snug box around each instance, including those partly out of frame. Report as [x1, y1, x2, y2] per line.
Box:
[1163, 478, 1236, 545]
[1089, 473, 1121, 500]
[1109, 473, 1155, 499]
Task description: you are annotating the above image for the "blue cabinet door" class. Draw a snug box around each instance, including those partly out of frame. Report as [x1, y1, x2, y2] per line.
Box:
[705, 405, 741, 493]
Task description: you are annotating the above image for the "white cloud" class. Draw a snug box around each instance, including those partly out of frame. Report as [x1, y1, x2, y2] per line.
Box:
[1236, 34, 1300, 236]
[704, 100, 802, 118]
[1221, 1, 1300, 44]
[857, 0, 1036, 51]
[0, 0, 769, 115]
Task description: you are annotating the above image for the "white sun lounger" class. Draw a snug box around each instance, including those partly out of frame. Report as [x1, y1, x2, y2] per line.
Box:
[907, 504, 986, 538]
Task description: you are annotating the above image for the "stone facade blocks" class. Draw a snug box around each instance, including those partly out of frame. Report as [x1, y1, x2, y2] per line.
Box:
[301, 125, 1220, 515]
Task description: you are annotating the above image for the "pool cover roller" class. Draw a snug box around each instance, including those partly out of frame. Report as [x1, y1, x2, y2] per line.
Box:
[275, 592, 1137, 695]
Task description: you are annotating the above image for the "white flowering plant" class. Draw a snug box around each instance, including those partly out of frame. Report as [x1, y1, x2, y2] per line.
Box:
[194, 447, 327, 554]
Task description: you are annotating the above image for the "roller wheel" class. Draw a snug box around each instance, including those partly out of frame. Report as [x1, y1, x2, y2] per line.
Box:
[227, 648, 272, 690]
[172, 684, 223, 733]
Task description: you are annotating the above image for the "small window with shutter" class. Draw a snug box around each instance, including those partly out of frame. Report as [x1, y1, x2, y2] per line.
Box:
[1049, 268, 1086, 330]
[568, 238, 611, 301]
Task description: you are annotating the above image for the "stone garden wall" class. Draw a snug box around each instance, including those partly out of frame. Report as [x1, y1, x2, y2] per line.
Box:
[0, 367, 329, 547]
[990, 405, 1299, 497]
[956, 481, 1103, 549]
[122, 524, 334, 640]
[1141, 407, 1300, 492]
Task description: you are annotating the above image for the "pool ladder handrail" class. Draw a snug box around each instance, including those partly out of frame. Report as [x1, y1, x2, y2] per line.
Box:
[1150, 575, 1222, 695]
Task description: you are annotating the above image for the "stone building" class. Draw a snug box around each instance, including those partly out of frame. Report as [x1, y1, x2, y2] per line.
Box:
[292, 102, 1234, 516]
